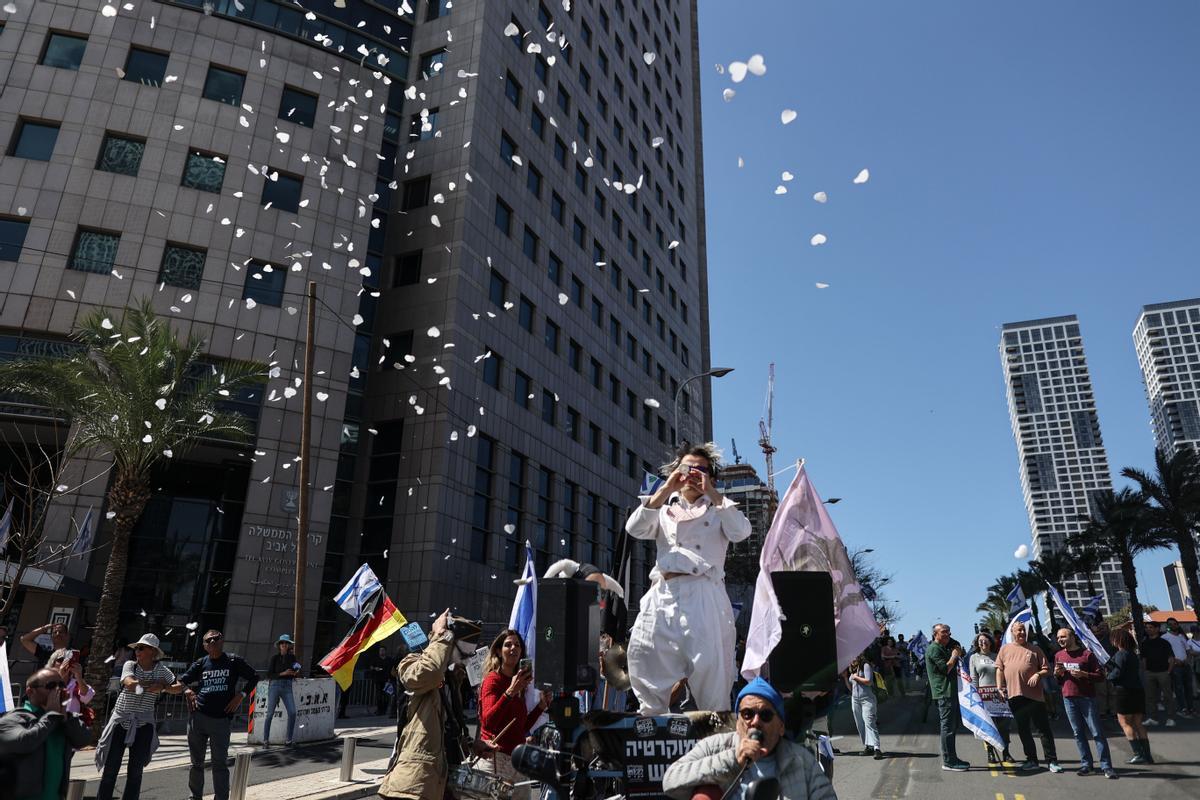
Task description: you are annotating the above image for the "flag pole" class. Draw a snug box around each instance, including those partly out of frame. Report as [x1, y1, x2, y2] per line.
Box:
[295, 280, 317, 669]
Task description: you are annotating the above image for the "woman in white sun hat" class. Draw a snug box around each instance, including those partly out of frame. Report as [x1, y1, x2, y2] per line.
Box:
[95, 633, 184, 800]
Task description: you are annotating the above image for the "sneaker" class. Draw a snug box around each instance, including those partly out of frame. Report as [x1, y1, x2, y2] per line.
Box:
[1104, 769, 1118, 779]
[874, 748, 885, 760]
[1019, 760, 1040, 772]
[1077, 765, 1092, 776]
[1048, 762, 1064, 774]
[1144, 718, 1159, 727]
[941, 762, 969, 772]
[863, 747, 875, 756]
[1166, 719, 1177, 727]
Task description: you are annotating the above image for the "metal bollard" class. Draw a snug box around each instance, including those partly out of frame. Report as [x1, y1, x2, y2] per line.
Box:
[229, 751, 253, 800]
[65, 780, 85, 800]
[340, 736, 358, 781]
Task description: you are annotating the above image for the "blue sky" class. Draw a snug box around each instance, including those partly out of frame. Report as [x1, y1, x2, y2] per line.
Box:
[697, 1, 1200, 639]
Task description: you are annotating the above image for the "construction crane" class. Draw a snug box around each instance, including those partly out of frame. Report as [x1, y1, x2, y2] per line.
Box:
[731, 438, 742, 464]
[758, 363, 778, 496]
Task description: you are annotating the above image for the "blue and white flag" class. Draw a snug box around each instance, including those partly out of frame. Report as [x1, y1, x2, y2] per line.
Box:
[1187, 596, 1195, 609]
[1047, 583, 1110, 666]
[70, 507, 94, 558]
[334, 563, 383, 619]
[509, 542, 544, 731]
[1002, 607, 1034, 646]
[0, 642, 14, 712]
[0, 500, 13, 551]
[957, 658, 1005, 750]
[909, 630, 928, 661]
[639, 470, 665, 497]
[1077, 594, 1103, 623]
[1006, 582, 1027, 609]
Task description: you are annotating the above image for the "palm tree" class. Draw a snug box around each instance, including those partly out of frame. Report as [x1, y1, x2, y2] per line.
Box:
[976, 573, 1020, 621]
[1026, 551, 1075, 633]
[0, 301, 266, 718]
[1122, 448, 1200, 608]
[1066, 543, 1106, 598]
[1069, 488, 1168, 642]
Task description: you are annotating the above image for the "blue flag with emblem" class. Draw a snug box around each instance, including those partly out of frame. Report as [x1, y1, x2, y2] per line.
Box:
[70, 506, 94, 558]
[1003, 607, 1034, 645]
[957, 658, 1005, 750]
[334, 563, 383, 619]
[1048, 584, 1110, 666]
[639, 470, 665, 497]
[1006, 582, 1026, 609]
[1077, 594, 1103, 623]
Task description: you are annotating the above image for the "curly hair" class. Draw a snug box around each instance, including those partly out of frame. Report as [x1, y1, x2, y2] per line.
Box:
[658, 442, 724, 480]
[483, 629, 526, 675]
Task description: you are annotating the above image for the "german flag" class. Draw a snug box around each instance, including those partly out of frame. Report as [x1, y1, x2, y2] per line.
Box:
[320, 586, 407, 689]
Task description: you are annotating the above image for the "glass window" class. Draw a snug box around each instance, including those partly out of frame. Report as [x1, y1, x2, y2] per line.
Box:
[401, 176, 430, 210]
[544, 319, 559, 353]
[519, 296, 535, 332]
[69, 229, 120, 274]
[551, 192, 565, 224]
[409, 107, 439, 140]
[500, 132, 518, 167]
[123, 47, 168, 86]
[243, 260, 285, 307]
[531, 108, 546, 139]
[419, 48, 447, 78]
[40, 32, 87, 70]
[514, 371, 531, 408]
[483, 351, 502, 389]
[523, 227, 539, 261]
[202, 65, 245, 106]
[159, 244, 207, 289]
[527, 165, 542, 197]
[534, 55, 548, 83]
[182, 150, 227, 192]
[0, 218, 30, 262]
[495, 197, 512, 235]
[393, 250, 422, 287]
[95, 133, 145, 176]
[10, 120, 60, 161]
[278, 86, 317, 127]
[547, 252, 562, 285]
[426, 0, 450, 20]
[489, 270, 507, 306]
[554, 137, 567, 166]
[262, 170, 302, 212]
[542, 390, 557, 425]
[505, 72, 522, 107]
[557, 85, 571, 113]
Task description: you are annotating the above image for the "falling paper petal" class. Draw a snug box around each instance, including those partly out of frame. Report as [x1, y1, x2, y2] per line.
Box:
[728, 61, 748, 83]
[781, 109, 797, 125]
[427, 326, 441, 338]
[810, 233, 827, 246]
[1014, 543, 1029, 559]
[813, 191, 828, 203]
[747, 54, 767, 76]
[853, 168, 870, 184]
[722, 88, 735, 102]
[815, 282, 829, 289]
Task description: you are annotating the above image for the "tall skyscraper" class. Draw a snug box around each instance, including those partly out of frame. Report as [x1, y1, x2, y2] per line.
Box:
[1000, 315, 1126, 615]
[1133, 298, 1200, 454]
[0, 0, 712, 663]
[1163, 561, 1194, 612]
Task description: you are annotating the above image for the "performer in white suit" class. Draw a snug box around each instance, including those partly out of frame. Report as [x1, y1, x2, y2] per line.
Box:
[624, 444, 752, 715]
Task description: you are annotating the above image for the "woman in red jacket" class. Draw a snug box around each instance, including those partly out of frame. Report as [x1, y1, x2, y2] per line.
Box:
[477, 629, 551, 781]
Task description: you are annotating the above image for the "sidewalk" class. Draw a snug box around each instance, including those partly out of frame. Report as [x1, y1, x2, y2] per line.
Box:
[74, 714, 398, 794]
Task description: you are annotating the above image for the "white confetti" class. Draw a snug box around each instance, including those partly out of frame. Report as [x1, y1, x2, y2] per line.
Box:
[245, 297, 257, 309]
[163, 449, 173, 458]
[100, 318, 114, 329]
[154, 398, 167, 410]
[317, 392, 329, 402]
[747, 54, 766, 76]
[142, 434, 153, 443]
[644, 398, 661, 408]
[504, 523, 516, 534]
[813, 191, 828, 203]
[774, 186, 787, 195]
[101, 4, 117, 17]
[2, 3, 17, 13]
[352, 314, 364, 326]
[853, 168, 870, 184]
[466, 425, 477, 437]
[503, 22, 519, 36]
[1014, 544, 1029, 559]
[642, 52, 656, 66]
[558, 293, 569, 305]
[722, 88, 735, 102]
[729, 62, 748, 83]
[810, 233, 827, 246]
[815, 282, 829, 289]
[427, 326, 441, 338]
[781, 109, 797, 125]
[781, 171, 794, 182]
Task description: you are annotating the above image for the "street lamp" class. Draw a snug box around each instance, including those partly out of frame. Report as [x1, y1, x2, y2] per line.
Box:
[674, 367, 734, 447]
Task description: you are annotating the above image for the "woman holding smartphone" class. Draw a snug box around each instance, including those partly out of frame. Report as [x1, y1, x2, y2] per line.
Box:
[477, 629, 552, 781]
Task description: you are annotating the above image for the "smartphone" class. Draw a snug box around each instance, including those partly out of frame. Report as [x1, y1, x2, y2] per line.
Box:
[518, 657, 532, 673]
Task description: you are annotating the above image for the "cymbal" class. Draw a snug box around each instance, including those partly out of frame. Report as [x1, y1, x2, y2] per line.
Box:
[602, 643, 631, 691]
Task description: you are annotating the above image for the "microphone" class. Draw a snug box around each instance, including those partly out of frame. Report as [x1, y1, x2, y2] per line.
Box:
[720, 729, 765, 800]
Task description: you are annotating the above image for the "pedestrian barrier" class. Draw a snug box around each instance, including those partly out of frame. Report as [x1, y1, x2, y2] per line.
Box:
[230, 751, 253, 800]
[341, 736, 358, 781]
[65, 779, 85, 800]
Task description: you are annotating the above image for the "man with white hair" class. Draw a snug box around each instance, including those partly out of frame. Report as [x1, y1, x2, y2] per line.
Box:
[624, 443, 752, 715]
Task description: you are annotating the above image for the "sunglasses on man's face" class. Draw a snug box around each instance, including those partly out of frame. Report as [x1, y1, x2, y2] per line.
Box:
[204, 636, 223, 644]
[738, 707, 775, 723]
[32, 681, 65, 691]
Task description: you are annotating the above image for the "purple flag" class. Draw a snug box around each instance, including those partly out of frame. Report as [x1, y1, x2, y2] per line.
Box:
[741, 463, 879, 679]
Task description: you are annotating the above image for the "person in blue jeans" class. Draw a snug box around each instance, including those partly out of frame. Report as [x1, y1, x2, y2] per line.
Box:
[263, 634, 301, 746]
[1053, 628, 1117, 779]
[847, 654, 883, 759]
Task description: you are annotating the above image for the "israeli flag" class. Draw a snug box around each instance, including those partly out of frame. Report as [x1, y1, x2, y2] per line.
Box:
[0, 500, 13, 551]
[0, 642, 13, 712]
[334, 563, 382, 619]
[509, 542, 544, 731]
[909, 630, 929, 661]
[1006, 582, 1027, 609]
[957, 658, 1005, 750]
[1078, 594, 1103, 622]
[1047, 583, 1110, 666]
[1187, 596, 1194, 610]
[639, 470, 665, 497]
[70, 507, 94, 558]
[1002, 607, 1034, 645]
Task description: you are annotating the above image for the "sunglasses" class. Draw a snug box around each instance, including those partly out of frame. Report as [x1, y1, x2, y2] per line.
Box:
[738, 707, 775, 723]
[204, 636, 223, 644]
[32, 681, 65, 691]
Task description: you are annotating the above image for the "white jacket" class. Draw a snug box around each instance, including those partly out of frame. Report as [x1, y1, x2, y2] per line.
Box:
[625, 492, 752, 582]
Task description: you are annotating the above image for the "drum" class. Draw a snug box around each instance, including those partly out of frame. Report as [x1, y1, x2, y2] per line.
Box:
[448, 765, 514, 800]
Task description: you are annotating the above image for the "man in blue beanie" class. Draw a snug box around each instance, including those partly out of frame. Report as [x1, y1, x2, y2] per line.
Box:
[662, 677, 836, 800]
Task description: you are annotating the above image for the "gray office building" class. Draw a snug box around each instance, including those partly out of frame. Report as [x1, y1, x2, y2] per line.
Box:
[0, 0, 712, 666]
[1133, 298, 1200, 455]
[1000, 315, 1126, 616]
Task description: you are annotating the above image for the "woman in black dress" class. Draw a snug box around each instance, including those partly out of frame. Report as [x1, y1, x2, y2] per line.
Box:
[1107, 628, 1152, 765]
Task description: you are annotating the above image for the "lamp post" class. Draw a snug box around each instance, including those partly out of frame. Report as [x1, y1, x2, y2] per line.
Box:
[673, 367, 734, 447]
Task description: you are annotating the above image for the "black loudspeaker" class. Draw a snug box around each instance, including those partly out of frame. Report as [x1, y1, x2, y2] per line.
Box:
[534, 577, 601, 693]
[766, 571, 838, 693]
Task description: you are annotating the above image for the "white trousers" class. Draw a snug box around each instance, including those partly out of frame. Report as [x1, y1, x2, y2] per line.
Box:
[627, 575, 736, 715]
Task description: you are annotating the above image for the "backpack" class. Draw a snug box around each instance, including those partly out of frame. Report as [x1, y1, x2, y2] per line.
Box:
[872, 669, 890, 702]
